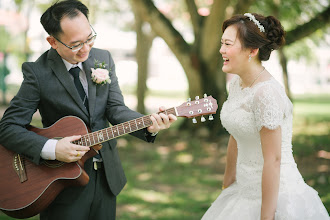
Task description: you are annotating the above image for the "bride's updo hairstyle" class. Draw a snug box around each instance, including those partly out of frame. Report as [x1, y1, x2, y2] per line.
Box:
[222, 13, 285, 61]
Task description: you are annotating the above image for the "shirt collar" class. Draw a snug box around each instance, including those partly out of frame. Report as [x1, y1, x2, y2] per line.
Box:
[62, 58, 83, 71]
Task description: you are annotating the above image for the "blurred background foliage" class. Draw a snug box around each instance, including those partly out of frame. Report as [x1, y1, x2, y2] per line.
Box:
[0, 0, 329, 219]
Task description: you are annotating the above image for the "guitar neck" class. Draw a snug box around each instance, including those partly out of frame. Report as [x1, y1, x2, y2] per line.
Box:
[74, 107, 177, 147]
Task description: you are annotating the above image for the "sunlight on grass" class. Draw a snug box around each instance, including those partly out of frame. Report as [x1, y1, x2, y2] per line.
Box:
[134, 189, 170, 203]
[175, 153, 193, 163]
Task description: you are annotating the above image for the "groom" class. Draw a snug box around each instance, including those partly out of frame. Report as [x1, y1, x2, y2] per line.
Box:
[0, 0, 176, 219]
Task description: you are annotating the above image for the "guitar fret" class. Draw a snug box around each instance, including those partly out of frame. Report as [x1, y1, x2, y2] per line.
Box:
[138, 120, 142, 128]
[121, 123, 125, 135]
[97, 131, 104, 143]
[96, 133, 99, 143]
[90, 134, 94, 145]
[92, 133, 96, 145]
[134, 119, 138, 131]
[105, 128, 110, 140]
[86, 135, 91, 146]
[142, 117, 145, 127]
[111, 127, 115, 138]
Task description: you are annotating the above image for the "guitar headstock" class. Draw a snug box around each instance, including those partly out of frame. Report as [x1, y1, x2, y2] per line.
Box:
[175, 94, 218, 123]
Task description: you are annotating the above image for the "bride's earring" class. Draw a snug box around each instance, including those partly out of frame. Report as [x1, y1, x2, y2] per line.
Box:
[248, 54, 252, 62]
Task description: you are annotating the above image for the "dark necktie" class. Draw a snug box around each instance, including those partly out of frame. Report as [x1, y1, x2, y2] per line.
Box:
[69, 67, 89, 110]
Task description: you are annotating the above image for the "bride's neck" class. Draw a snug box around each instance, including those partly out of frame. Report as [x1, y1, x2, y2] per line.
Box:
[239, 64, 265, 88]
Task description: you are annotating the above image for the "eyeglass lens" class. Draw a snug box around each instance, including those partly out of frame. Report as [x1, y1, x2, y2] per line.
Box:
[71, 35, 96, 52]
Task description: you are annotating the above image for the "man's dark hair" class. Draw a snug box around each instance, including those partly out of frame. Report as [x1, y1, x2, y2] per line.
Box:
[40, 0, 89, 38]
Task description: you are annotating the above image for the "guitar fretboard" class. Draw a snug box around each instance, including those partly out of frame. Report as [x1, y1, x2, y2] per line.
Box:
[73, 107, 177, 147]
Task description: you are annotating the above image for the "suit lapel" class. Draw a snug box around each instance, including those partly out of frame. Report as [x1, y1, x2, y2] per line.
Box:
[83, 50, 97, 116]
[47, 48, 89, 116]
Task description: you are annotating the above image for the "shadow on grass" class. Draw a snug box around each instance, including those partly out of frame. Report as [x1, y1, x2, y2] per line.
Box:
[116, 133, 228, 219]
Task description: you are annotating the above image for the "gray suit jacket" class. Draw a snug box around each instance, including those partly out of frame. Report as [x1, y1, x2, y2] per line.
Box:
[0, 48, 154, 196]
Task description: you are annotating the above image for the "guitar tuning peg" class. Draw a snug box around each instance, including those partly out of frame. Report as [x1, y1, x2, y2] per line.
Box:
[204, 93, 207, 98]
[192, 117, 197, 124]
[201, 116, 206, 122]
[208, 115, 214, 121]
[195, 96, 199, 100]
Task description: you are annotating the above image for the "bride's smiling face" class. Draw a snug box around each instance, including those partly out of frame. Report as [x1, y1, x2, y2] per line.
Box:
[219, 25, 250, 74]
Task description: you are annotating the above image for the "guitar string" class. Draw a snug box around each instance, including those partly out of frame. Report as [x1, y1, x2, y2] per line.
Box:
[79, 108, 176, 146]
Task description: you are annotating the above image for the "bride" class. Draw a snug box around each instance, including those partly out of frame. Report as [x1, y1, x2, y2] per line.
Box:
[201, 13, 329, 220]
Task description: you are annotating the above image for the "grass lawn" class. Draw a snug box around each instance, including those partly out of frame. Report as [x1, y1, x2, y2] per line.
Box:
[115, 94, 330, 219]
[1, 94, 329, 219]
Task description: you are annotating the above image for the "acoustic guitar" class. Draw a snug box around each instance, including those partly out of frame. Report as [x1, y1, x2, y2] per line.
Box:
[0, 95, 217, 219]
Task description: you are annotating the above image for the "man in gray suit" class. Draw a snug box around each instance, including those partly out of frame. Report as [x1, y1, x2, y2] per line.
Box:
[0, 0, 176, 219]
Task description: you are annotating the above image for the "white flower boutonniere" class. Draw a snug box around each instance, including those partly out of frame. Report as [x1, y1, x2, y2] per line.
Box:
[91, 60, 111, 85]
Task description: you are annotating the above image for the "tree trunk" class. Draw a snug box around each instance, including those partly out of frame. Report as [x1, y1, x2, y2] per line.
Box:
[136, 21, 154, 114]
[131, 0, 155, 114]
[278, 49, 292, 100]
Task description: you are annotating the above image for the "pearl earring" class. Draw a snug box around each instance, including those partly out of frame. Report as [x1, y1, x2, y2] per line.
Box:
[248, 54, 252, 62]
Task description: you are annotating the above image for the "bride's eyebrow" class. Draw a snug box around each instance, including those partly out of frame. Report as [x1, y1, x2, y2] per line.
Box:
[221, 39, 234, 43]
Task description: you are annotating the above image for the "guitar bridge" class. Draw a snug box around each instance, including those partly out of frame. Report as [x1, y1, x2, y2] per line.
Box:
[13, 154, 27, 183]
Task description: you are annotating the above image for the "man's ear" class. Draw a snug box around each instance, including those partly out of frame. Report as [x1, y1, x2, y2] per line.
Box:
[46, 36, 58, 49]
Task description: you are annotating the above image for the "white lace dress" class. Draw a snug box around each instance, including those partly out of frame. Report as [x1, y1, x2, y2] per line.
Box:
[202, 75, 329, 220]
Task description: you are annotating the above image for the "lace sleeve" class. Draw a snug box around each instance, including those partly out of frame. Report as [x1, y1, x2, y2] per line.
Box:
[253, 84, 285, 131]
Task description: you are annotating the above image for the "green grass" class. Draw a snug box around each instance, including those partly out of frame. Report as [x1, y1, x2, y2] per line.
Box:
[292, 95, 330, 157]
[1, 94, 329, 219]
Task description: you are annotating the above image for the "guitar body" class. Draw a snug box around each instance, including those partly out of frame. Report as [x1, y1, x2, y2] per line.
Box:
[0, 116, 99, 219]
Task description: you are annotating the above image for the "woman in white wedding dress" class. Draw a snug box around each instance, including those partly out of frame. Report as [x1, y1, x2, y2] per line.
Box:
[201, 13, 329, 220]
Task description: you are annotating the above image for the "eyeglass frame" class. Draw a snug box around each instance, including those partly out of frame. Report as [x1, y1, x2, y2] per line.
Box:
[53, 25, 97, 52]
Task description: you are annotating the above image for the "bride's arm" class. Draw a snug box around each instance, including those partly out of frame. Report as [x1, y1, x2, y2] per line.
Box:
[223, 135, 238, 188]
[260, 127, 281, 220]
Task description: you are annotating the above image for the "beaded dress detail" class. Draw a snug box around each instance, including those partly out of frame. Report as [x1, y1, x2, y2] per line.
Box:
[202, 75, 329, 220]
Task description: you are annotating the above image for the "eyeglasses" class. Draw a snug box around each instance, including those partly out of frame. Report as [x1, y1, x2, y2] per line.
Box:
[53, 25, 97, 52]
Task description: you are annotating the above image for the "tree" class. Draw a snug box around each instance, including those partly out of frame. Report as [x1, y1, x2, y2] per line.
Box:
[131, 1, 155, 114]
[129, 0, 330, 133]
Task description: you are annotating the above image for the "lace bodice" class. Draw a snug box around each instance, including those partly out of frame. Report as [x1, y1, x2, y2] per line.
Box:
[220, 75, 299, 194]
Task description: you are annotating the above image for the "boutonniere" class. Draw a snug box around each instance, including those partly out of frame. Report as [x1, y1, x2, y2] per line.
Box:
[91, 60, 111, 85]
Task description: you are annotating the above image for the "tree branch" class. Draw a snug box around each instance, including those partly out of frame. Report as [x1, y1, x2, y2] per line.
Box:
[185, 0, 202, 39]
[200, 0, 230, 69]
[233, 0, 255, 15]
[131, 0, 190, 60]
[286, 6, 330, 45]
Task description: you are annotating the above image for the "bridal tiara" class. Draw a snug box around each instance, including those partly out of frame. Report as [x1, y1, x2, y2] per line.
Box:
[244, 13, 265, 33]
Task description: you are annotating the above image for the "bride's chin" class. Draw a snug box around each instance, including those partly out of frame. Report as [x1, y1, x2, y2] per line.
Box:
[222, 66, 230, 73]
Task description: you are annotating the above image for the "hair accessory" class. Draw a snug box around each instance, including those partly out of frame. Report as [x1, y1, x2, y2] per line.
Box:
[244, 13, 265, 33]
